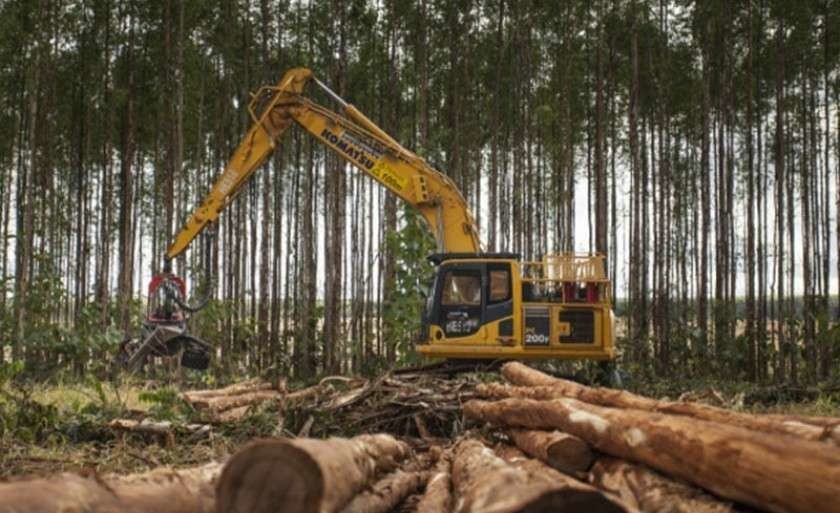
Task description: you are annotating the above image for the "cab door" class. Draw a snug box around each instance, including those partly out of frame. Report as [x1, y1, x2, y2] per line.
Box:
[435, 264, 484, 338]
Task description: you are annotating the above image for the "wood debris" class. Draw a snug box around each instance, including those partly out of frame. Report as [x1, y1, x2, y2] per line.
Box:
[5, 362, 840, 513]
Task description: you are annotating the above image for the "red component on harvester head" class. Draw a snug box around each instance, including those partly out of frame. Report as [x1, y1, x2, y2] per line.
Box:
[148, 273, 186, 297]
[147, 274, 187, 322]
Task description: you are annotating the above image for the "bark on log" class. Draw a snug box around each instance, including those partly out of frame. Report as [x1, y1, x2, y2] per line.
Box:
[416, 453, 453, 513]
[464, 397, 840, 513]
[338, 469, 429, 513]
[589, 457, 735, 513]
[182, 378, 274, 401]
[500, 362, 565, 387]
[190, 389, 282, 412]
[508, 429, 593, 474]
[108, 418, 174, 435]
[485, 373, 840, 446]
[0, 462, 220, 513]
[451, 438, 630, 513]
[216, 434, 409, 513]
[492, 444, 635, 513]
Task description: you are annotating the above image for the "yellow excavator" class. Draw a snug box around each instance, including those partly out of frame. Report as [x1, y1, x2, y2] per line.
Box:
[162, 68, 615, 362]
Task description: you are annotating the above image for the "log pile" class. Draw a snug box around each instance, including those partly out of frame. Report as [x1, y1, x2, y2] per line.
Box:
[466, 362, 840, 513]
[4, 362, 840, 513]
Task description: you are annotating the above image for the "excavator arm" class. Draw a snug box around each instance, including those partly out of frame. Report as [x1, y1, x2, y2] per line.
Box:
[166, 67, 481, 262]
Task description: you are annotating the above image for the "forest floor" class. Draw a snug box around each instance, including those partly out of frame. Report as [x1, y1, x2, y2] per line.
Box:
[1, 367, 838, 480]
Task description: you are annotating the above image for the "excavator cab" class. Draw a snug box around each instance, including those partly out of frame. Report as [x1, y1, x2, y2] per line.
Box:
[418, 253, 615, 360]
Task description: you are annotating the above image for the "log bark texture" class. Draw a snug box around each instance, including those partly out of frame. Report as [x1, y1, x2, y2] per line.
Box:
[182, 378, 279, 402]
[216, 434, 409, 513]
[338, 469, 429, 513]
[464, 397, 840, 513]
[190, 389, 282, 412]
[0, 462, 220, 513]
[416, 453, 453, 513]
[589, 457, 735, 513]
[508, 429, 593, 474]
[494, 364, 840, 445]
[451, 438, 630, 513]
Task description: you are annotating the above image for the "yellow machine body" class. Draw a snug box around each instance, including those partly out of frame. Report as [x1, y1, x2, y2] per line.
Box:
[167, 67, 616, 362]
[416, 254, 615, 360]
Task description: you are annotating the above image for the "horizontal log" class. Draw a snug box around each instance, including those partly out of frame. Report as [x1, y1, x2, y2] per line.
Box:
[339, 467, 430, 513]
[451, 438, 631, 513]
[182, 378, 271, 401]
[0, 462, 220, 513]
[464, 397, 840, 513]
[190, 389, 282, 412]
[216, 434, 409, 513]
[508, 429, 593, 474]
[489, 368, 840, 446]
[589, 457, 735, 513]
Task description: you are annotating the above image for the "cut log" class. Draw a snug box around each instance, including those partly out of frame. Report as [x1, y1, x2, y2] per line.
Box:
[182, 378, 273, 401]
[492, 445, 635, 512]
[0, 462, 220, 513]
[190, 389, 282, 412]
[508, 429, 593, 474]
[484, 373, 840, 446]
[108, 418, 174, 435]
[216, 434, 409, 513]
[451, 438, 630, 513]
[589, 457, 735, 513]
[416, 453, 453, 513]
[500, 362, 566, 387]
[464, 397, 840, 513]
[338, 469, 427, 513]
[339, 463, 430, 513]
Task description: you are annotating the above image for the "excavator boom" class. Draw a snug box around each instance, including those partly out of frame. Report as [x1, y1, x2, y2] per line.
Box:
[167, 68, 480, 261]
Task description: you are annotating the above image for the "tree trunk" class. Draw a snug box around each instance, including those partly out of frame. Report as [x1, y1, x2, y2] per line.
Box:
[451, 438, 629, 513]
[216, 435, 409, 513]
[117, 15, 136, 333]
[493, 363, 840, 444]
[0, 463, 219, 513]
[339, 456, 433, 513]
[464, 397, 840, 513]
[589, 457, 735, 513]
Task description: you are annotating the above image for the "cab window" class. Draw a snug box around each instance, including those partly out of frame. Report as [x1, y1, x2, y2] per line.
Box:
[489, 268, 511, 303]
[441, 271, 482, 306]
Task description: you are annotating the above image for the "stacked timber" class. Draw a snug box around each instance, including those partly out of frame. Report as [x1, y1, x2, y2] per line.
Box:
[465, 362, 840, 513]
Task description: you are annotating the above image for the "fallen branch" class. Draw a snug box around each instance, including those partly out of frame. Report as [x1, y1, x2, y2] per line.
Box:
[464, 397, 840, 513]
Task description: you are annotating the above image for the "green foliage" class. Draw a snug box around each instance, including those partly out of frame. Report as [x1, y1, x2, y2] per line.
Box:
[382, 206, 436, 366]
[138, 387, 193, 422]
